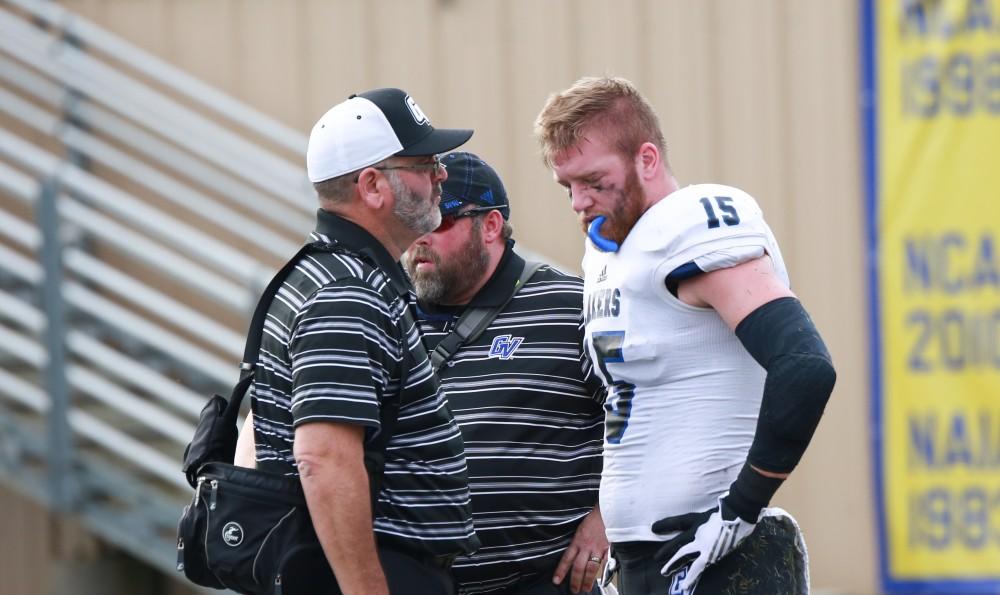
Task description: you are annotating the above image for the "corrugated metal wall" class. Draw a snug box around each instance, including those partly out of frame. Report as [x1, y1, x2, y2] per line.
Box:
[8, 1, 873, 593]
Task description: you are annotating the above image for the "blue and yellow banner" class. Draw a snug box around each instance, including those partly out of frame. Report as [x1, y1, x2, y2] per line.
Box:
[864, 0, 1000, 591]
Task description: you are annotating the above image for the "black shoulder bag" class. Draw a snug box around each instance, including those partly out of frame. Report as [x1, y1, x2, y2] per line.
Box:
[429, 261, 541, 372]
[177, 244, 407, 595]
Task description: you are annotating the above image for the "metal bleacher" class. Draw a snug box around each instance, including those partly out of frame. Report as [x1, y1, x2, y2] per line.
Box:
[0, 0, 314, 582]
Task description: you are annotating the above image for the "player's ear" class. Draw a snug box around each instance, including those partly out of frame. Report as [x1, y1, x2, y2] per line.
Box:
[636, 142, 660, 180]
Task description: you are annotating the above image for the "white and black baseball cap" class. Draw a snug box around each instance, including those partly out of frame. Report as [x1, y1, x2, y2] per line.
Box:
[307, 88, 473, 183]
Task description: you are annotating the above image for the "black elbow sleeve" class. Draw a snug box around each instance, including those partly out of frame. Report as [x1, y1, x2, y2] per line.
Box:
[736, 297, 837, 474]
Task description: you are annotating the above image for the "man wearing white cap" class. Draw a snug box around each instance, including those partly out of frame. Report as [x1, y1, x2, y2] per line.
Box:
[239, 88, 479, 595]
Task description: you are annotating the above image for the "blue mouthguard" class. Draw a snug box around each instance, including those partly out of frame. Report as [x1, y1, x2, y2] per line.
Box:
[587, 216, 620, 253]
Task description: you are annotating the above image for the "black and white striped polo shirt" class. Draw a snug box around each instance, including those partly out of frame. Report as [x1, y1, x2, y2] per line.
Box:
[416, 246, 606, 593]
[251, 209, 479, 557]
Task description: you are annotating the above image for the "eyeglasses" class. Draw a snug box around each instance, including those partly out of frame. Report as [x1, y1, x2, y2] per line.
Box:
[376, 156, 446, 175]
[433, 206, 501, 233]
[354, 156, 446, 183]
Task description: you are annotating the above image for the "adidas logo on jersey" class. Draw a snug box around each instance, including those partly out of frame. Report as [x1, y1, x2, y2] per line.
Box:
[489, 335, 523, 360]
[597, 265, 607, 283]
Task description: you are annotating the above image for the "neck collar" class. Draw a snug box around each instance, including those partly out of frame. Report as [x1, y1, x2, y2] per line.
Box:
[313, 208, 410, 295]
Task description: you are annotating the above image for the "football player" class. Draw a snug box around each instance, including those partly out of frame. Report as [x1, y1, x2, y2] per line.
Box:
[533, 77, 836, 595]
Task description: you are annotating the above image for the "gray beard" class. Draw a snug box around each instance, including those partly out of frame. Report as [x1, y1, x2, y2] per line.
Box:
[405, 223, 491, 305]
[411, 269, 449, 305]
[388, 172, 440, 236]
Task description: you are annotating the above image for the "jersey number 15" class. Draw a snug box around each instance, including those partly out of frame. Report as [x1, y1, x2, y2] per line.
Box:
[591, 331, 636, 445]
[699, 196, 741, 229]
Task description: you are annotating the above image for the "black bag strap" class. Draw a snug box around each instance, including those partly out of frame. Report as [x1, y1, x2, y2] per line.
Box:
[219, 244, 314, 429]
[429, 260, 542, 372]
[217, 243, 408, 507]
[182, 244, 319, 487]
[219, 243, 406, 462]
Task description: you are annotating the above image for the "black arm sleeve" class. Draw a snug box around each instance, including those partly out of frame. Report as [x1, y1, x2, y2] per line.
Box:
[718, 297, 836, 522]
[735, 296, 837, 474]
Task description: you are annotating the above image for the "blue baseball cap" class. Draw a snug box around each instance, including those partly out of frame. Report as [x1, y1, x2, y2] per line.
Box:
[439, 152, 510, 220]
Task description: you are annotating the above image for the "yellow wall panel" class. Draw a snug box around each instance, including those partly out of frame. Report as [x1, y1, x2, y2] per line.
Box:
[298, 0, 371, 127]
[504, 0, 585, 269]
[781, 3, 873, 592]
[642, 1, 716, 188]
[232, 1, 305, 126]
[0, 488, 49, 595]
[163, 0, 240, 97]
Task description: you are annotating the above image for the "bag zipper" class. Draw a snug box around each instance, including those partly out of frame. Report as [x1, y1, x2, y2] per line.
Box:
[200, 472, 304, 506]
[175, 537, 184, 572]
[209, 479, 219, 511]
[251, 507, 297, 584]
[194, 476, 205, 506]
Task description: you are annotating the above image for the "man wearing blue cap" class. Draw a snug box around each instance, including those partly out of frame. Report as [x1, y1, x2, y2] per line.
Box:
[238, 89, 479, 595]
[403, 152, 608, 595]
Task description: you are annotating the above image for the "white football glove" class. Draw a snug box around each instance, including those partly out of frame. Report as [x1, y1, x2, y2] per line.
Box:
[652, 496, 757, 593]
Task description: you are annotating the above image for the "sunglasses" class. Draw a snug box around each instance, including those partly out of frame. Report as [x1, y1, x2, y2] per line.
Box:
[434, 206, 501, 233]
[354, 155, 445, 183]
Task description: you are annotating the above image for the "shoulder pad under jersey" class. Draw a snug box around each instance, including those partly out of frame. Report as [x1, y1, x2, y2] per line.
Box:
[630, 184, 775, 271]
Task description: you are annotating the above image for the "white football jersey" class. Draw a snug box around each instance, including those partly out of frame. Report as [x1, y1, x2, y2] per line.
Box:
[582, 184, 789, 543]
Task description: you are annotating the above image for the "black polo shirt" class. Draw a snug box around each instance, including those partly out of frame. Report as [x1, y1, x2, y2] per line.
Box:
[417, 244, 606, 593]
[251, 208, 478, 557]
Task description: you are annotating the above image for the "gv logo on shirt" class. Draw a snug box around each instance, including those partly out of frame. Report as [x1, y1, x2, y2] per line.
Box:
[489, 335, 523, 360]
